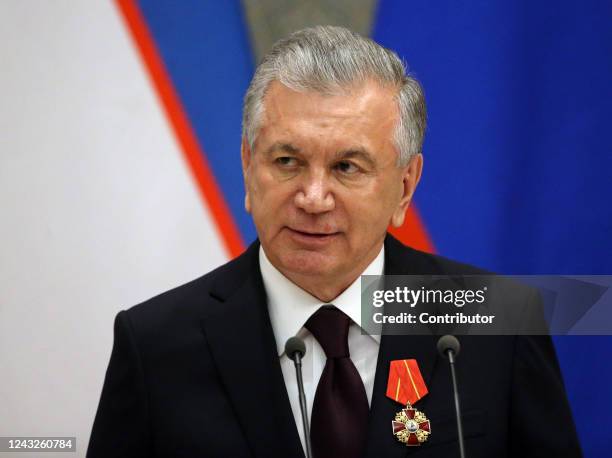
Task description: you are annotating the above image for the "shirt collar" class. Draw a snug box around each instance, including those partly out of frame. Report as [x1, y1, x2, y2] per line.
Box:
[260, 244, 384, 356]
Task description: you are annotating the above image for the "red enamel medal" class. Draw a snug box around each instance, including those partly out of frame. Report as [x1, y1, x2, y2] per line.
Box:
[391, 402, 431, 445]
[386, 359, 431, 446]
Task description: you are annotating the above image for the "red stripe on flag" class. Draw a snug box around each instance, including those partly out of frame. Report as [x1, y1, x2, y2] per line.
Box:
[389, 206, 435, 253]
[114, 0, 245, 258]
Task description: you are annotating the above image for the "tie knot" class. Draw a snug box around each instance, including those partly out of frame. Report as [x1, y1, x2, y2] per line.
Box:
[305, 305, 351, 358]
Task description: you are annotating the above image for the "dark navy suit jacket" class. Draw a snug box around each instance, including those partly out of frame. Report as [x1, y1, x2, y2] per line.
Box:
[88, 234, 581, 457]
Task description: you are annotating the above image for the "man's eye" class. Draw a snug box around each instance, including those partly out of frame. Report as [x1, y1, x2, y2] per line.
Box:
[335, 161, 360, 174]
[275, 156, 297, 167]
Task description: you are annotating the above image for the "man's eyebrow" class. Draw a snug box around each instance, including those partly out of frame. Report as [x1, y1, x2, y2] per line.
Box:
[263, 143, 377, 167]
[263, 142, 301, 156]
[334, 148, 377, 168]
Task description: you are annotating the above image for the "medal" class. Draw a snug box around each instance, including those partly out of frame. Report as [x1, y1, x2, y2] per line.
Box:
[392, 402, 431, 445]
[386, 359, 431, 446]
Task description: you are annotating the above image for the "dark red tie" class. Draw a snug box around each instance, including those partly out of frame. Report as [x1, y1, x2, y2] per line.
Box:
[305, 305, 369, 458]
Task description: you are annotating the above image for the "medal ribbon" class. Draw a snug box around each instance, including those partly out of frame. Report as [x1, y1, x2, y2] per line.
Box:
[386, 359, 428, 405]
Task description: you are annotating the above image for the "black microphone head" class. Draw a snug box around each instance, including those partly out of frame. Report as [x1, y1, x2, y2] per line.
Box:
[285, 336, 306, 361]
[437, 335, 461, 358]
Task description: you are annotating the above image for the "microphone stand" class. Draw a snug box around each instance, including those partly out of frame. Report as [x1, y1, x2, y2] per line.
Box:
[286, 337, 313, 458]
[447, 348, 466, 458]
[292, 351, 313, 458]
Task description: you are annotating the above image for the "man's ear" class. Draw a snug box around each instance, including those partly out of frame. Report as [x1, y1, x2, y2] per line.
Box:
[391, 153, 423, 227]
[241, 136, 252, 213]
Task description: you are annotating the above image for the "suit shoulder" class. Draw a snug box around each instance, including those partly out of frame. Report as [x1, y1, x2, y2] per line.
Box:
[385, 234, 492, 275]
[122, 242, 257, 333]
[413, 248, 491, 275]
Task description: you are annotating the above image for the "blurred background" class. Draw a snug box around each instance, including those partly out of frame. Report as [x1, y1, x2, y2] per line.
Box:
[1, 0, 611, 456]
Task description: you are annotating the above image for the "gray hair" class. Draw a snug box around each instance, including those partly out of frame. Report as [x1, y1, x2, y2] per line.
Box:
[241, 26, 426, 166]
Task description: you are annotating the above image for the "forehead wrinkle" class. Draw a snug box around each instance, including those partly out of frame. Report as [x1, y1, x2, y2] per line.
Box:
[263, 140, 381, 171]
[257, 81, 399, 165]
[263, 141, 301, 157]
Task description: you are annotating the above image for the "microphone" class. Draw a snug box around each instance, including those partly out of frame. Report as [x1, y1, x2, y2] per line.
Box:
[285, 337, 312, 458]
[437, 335, 466, 458]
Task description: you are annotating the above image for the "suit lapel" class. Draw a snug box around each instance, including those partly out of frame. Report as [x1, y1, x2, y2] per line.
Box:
[200, 242, 303, 458]
[365, 334, 439, 457]
[364, 235, 440, 457]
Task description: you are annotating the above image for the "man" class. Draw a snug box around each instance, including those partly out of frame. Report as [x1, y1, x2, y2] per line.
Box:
[88, 26, 581, 457]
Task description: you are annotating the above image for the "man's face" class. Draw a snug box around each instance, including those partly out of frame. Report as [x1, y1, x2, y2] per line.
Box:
[242, 80, 422, 295]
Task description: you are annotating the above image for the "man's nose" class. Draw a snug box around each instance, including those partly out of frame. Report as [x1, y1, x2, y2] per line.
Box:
[294, 171, 335, 214]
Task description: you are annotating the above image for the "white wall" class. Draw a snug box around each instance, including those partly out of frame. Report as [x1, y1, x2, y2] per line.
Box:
[0, 1, 228, 456]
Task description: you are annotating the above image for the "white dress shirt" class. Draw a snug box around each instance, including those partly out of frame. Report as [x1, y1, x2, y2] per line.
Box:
[259, 245, 384, 452]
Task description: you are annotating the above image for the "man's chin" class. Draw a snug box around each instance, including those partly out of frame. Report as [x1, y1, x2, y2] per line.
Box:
[276, 249, 339, 278]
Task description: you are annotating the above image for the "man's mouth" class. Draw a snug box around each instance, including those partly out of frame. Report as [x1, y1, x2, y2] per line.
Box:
[286, 227, 341, 244]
